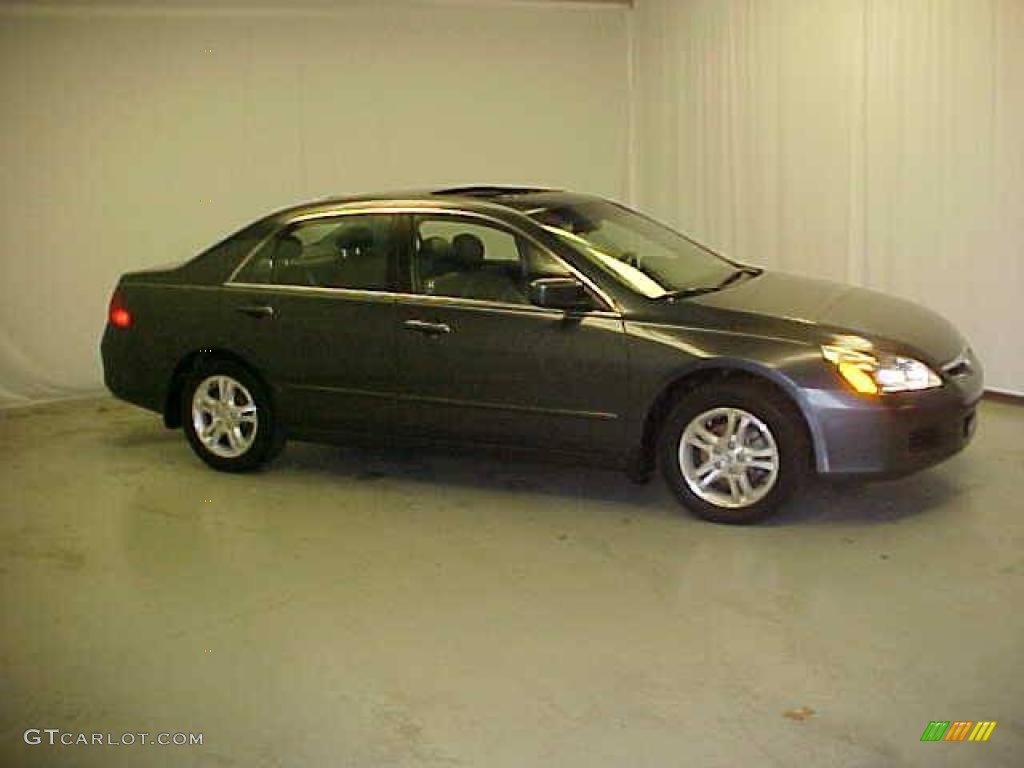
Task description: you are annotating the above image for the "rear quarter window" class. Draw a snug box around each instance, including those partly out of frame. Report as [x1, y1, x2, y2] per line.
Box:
[179, 220, 274, 284]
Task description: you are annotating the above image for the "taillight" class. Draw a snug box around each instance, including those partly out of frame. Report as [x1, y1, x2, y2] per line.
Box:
[108, 288, 132, 328]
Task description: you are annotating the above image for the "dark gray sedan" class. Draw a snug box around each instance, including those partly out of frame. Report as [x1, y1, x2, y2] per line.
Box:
[101, 187, 982, 523]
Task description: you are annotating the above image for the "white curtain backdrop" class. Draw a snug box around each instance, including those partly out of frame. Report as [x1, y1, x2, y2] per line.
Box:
[2, 0, 1022, 403]
[633, 0, 1023, 394]
[0, 0, 630, 405]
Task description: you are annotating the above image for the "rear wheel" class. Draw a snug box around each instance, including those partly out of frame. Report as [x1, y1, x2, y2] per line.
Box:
[658, 380, 808, 523]
[182, 360, 284, 472]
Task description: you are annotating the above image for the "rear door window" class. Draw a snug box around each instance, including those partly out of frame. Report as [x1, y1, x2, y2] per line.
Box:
[233, 213, 398, 291]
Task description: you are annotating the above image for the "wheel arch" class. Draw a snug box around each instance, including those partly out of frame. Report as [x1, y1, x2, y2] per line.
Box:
[638, 360, 823, 474]
[162, 348, 271, 428]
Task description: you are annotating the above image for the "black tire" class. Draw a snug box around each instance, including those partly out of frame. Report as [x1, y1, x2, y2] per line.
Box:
[181, 359, 284, 472]
[657, 379, 809, 524]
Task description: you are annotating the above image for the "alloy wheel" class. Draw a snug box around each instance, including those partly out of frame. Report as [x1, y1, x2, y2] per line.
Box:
[678, 406, 780, 509]
[190, 375, 259, 459]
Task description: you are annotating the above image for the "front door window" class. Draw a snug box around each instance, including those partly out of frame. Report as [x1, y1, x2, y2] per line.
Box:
[411, 216, 570, 305]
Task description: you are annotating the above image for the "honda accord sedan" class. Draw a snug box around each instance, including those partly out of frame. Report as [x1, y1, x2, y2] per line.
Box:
[101, 186, 982, 523]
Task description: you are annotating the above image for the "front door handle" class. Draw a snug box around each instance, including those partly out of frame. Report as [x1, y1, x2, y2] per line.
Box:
[403, 319, 451, 336]
[236, 305, 275, 319]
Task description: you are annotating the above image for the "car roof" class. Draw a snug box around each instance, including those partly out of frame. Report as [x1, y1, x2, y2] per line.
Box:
[263, 186, 598, 223]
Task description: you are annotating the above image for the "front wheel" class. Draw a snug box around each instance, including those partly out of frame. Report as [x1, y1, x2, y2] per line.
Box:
[658, 381, 808, 524]
[182, 361, 284, 472]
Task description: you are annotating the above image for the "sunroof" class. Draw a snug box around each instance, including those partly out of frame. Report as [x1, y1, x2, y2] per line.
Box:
[433, 185, 552, 198]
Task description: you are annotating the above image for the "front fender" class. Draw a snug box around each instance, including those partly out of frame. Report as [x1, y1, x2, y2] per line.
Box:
[623, 321, 834, 472]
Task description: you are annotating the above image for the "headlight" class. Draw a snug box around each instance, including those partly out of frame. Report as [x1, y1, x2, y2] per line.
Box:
[821, 345, 942, 395]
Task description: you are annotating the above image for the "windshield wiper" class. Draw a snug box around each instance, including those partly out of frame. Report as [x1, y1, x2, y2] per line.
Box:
[656, 286, 721, 300]
[657, 266, 762, 301]
[716, 266, 760, 289]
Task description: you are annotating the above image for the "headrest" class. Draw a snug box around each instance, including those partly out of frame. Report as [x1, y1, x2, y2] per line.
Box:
[274, 234, 303, 263]
[336, 226, 374, 252]
[420, 236, 451, 260]
[452, 233, 484, 268]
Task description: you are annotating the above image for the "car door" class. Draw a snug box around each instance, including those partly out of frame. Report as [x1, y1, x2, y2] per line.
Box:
[220, 211, 402, 437]
[394, 213, 630, 456]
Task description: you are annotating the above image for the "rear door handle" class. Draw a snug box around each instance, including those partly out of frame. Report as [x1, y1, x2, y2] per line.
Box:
[236, 305, 275, 319]
[403, 319, 451, 336]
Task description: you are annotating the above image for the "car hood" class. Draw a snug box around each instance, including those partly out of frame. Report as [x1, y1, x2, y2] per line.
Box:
[690, 270, 965, 365]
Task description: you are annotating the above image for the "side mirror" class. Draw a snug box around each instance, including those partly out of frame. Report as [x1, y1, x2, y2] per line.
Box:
[528, 277, 591, 311]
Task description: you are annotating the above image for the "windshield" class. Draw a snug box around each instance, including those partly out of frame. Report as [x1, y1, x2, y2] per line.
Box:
[527, 200, 737, 299]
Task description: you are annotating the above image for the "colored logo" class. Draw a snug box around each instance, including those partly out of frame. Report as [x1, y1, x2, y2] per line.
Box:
[920, 721, 997, 742]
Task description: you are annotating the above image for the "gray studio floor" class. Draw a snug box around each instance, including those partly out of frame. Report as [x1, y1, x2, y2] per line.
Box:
[1, 396, 1021, 767]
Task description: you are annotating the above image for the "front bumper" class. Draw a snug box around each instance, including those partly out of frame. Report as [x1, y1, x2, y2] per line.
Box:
[808, 381, 982, 479]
